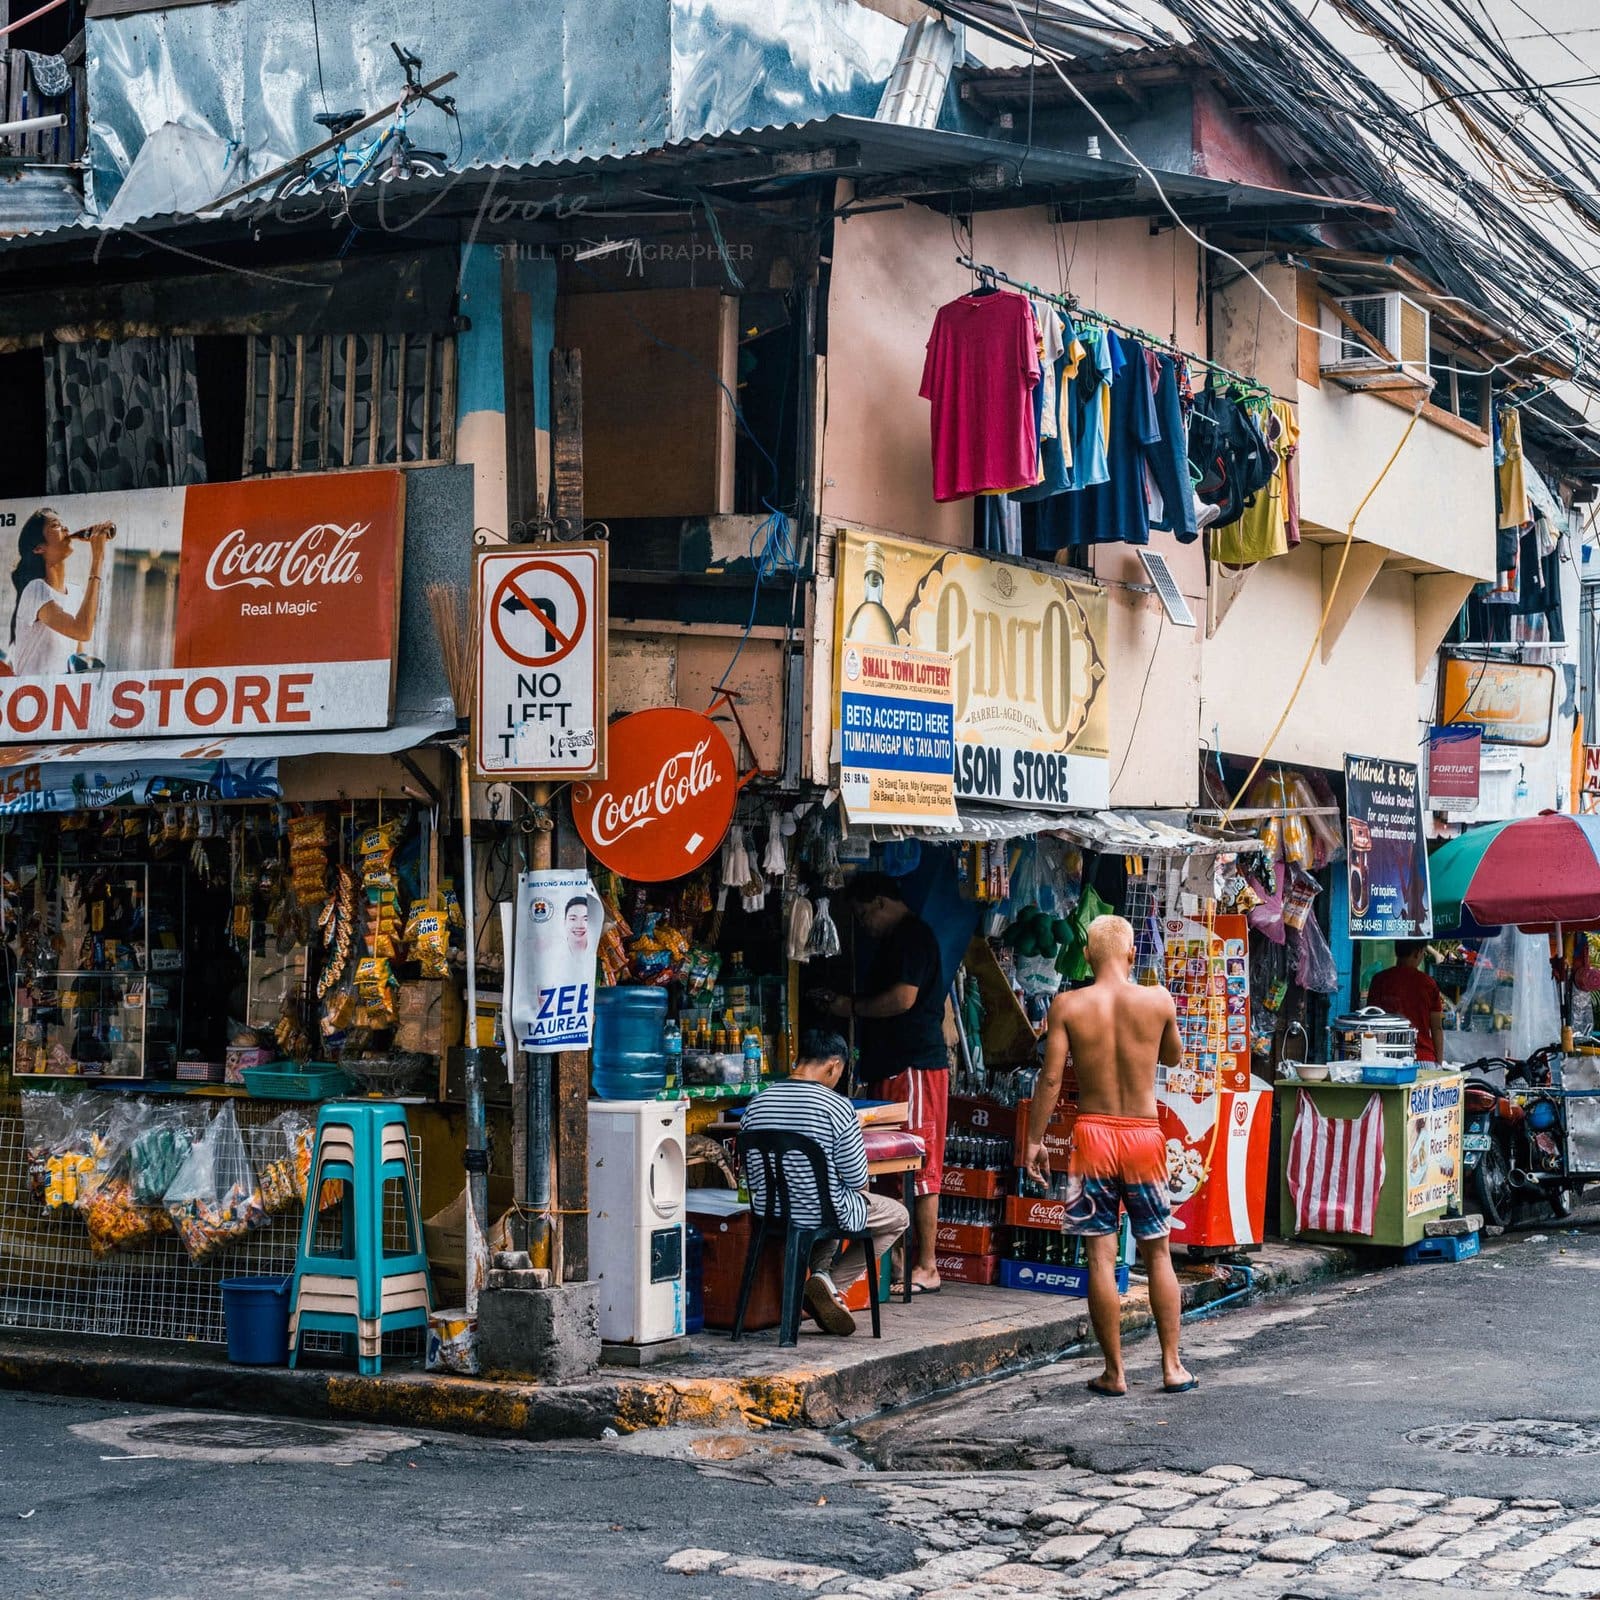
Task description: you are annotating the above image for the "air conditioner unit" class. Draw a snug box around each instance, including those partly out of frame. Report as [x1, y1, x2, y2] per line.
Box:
[1325, 292, 1431, 380]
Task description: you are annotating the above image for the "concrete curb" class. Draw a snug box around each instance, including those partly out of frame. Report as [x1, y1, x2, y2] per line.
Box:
[0, 1241, 1363, 1440]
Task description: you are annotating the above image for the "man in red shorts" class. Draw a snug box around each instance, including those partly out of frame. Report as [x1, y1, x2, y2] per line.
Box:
[1024, 914, 1195, 1396]
[815, 872, 949, 1295]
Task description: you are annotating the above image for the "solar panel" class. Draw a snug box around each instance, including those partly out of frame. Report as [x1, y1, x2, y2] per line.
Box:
[1138, 549, 1196, 627]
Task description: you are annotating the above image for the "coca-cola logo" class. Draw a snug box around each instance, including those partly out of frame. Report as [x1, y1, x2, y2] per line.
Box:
[205, 523, 367, 592]
[587, 738, 722, 848]
[571, 708, 737, 883]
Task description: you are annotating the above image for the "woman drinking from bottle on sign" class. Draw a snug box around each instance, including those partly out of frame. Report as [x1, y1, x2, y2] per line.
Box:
[7, 510, 113, 677]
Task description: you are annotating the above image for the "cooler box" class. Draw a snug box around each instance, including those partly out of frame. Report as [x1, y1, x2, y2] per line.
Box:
[687, 1189, 888, 1330]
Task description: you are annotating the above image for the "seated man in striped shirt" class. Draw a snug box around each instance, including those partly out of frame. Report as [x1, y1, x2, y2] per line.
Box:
[740, 1030, 909, 1336]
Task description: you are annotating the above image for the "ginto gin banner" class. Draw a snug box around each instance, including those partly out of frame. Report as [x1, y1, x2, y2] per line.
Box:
[0, 470, 403, 740]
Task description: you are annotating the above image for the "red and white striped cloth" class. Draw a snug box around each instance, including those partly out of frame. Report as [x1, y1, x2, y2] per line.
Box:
[1286, 1090, 1386, 1236]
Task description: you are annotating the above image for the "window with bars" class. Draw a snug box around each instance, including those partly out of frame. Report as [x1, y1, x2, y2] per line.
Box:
[243, 332, 456, 476]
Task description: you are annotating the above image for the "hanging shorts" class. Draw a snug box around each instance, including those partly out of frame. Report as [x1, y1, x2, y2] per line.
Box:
[1059, 1113, 1172, 1240]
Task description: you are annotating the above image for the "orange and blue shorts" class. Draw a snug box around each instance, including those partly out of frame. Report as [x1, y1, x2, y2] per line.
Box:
[1060, 1113, 1171, 1240]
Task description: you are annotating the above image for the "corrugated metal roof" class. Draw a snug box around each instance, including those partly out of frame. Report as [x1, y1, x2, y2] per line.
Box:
[0, 166, 85, 237]
[0, 111, 1386, 254]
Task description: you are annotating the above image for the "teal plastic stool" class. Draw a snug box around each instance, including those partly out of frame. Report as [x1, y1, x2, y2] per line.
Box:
[287, 1102, 432, 1375]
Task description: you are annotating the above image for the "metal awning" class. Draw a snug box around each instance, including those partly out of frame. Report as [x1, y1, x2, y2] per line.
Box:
[1048, 810, 1263, 857]
[861, 804, 1263, 853]
[0, 715, 452, 814]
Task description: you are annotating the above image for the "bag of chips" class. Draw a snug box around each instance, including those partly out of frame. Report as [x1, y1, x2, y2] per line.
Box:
[163, 1104, 268, 1263]
[78, 1098, 173, 1257]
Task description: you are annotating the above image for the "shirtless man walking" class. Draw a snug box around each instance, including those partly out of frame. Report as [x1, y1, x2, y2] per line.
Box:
[1023, 914, 1196, 1397]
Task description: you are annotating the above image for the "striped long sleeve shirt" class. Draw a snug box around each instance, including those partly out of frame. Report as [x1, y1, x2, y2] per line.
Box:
[740, 1080, 868, 1231]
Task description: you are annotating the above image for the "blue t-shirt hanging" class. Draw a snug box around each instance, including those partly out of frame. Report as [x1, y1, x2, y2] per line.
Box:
[1038, 330, 1162, 549]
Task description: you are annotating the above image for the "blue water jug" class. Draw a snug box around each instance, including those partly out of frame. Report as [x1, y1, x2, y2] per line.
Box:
[591, 986, 669, 1099]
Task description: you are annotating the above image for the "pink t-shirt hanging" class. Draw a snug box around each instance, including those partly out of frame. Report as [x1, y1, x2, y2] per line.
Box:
[919, 291, 1041, 503]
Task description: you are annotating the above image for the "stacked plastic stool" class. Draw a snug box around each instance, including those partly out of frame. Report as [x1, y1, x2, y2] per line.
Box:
[287, 1102, 432, 1375]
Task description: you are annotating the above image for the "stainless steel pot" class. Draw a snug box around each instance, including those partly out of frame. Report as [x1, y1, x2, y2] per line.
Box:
[1331, 1006, 1416, 1062]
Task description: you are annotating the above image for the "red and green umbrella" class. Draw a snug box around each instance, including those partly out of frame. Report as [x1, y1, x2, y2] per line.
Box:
[1430, 812, 1600, 936]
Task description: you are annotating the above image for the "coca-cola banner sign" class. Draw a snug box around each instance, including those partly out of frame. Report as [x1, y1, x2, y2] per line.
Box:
[0, 472, 402, 740]
[570, 707, 737, 882]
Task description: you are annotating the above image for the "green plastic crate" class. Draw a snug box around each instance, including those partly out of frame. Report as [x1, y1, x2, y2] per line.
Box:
[240, 1062, 353, 1101]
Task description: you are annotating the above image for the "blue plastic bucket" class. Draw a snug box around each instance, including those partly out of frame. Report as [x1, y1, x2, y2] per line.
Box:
[221, 1275, 292, 1365]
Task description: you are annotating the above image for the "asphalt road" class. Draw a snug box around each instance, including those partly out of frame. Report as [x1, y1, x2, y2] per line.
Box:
[0, 1394, 911, 1600]
[851, 1221, 1600, 1501]
[7, 1222, 1600, 1598]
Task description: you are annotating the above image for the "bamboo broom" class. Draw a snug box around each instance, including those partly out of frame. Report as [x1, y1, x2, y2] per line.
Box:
[426, 581, 490, 1315]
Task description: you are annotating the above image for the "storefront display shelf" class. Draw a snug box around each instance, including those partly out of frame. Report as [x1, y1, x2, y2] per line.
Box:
[13, 971, 154, 1082]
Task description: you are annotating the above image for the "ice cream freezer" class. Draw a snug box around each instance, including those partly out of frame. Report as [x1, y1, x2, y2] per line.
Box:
[1275, 1072, 1463, 1248]
[1157, 1081, 1272, 1251]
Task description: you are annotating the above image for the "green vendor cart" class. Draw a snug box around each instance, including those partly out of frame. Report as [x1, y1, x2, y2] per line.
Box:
[1276, 1072, 1463, 1248]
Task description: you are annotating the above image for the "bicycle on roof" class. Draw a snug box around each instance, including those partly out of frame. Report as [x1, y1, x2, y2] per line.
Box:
[274, 41, 457, 203]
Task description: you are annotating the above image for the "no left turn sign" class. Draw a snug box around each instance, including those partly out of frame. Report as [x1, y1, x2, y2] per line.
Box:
[474, 543, 607, 781]
[488, 558, 589, 669]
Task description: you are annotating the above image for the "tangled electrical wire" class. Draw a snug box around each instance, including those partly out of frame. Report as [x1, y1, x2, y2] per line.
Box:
[933, 0, 1600, 416]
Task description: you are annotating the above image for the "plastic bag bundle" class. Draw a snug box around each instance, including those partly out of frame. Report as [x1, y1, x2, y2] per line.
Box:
[785, 891, 814, 963]
[21, 1090, 76, 1210]
[163, 1103, 268, 1263]
[721, 824, 751, 890]
[807, 896, 841, 960]
[32, 1095, 115, 1214]
[1292, 916, 1339, 995]
[762, 809, 787, 878]
[129, 1104, 205, 1206]
[258, 1108, 311, 1214]
[78, 1099, 173, 1257]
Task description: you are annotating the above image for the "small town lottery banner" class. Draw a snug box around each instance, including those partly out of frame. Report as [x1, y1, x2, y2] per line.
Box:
[837, 642, 957, 827]
[475, 544, 606, 781]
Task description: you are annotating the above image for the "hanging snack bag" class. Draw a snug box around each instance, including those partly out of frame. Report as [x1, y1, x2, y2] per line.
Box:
[39, 1096, 115, 1214]
[21, 1090, 77, 1210]
[259, 1108, 312, 1214]
[78, 1099, 173, 1257]
[129, 1103, 204, 1206]
[163, 1103, 269, 1263]
[289, 812, 331, 905]
[358, 818, 404, 890]
[404, 902, 451, 978]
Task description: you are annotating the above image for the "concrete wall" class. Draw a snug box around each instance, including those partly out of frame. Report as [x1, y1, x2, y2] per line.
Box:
[1201, 547, 1423, 767]
[820, 198, 1208, 806]
[821, 199, 1205, 545]
[1295, 380, 1496, 576]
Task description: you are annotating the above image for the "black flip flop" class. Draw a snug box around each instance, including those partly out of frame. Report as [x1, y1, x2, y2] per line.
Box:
[1162, 1377, 1201, 1394]
[899, 1281, 942, 1296]
[1085, 1379, 1127, 1398]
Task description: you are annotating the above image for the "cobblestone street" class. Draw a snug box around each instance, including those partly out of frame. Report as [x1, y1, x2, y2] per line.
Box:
[671, 1464, 1600, 1597]
[663, 1224, 1600, 1600]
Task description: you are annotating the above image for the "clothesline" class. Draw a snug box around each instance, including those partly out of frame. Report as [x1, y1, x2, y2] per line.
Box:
[956, 255, 1273, 399]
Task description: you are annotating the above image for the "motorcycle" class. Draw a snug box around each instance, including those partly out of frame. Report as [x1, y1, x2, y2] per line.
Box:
[1463, 1045, 1584, 1228]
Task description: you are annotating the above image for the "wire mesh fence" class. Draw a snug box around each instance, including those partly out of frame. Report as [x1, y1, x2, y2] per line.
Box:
[0, 1109, 423, 1351]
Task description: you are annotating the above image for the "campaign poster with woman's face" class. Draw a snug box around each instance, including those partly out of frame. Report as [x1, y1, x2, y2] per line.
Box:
[510, 869, 604, 1051]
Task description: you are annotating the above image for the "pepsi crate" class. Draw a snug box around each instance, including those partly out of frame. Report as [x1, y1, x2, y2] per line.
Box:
[998, 1258, 1130, 1298]
[1400, 1230, 1480, 1265]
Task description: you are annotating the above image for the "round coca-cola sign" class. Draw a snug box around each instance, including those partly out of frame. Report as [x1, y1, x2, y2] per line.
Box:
[571, 708, 737, 881]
